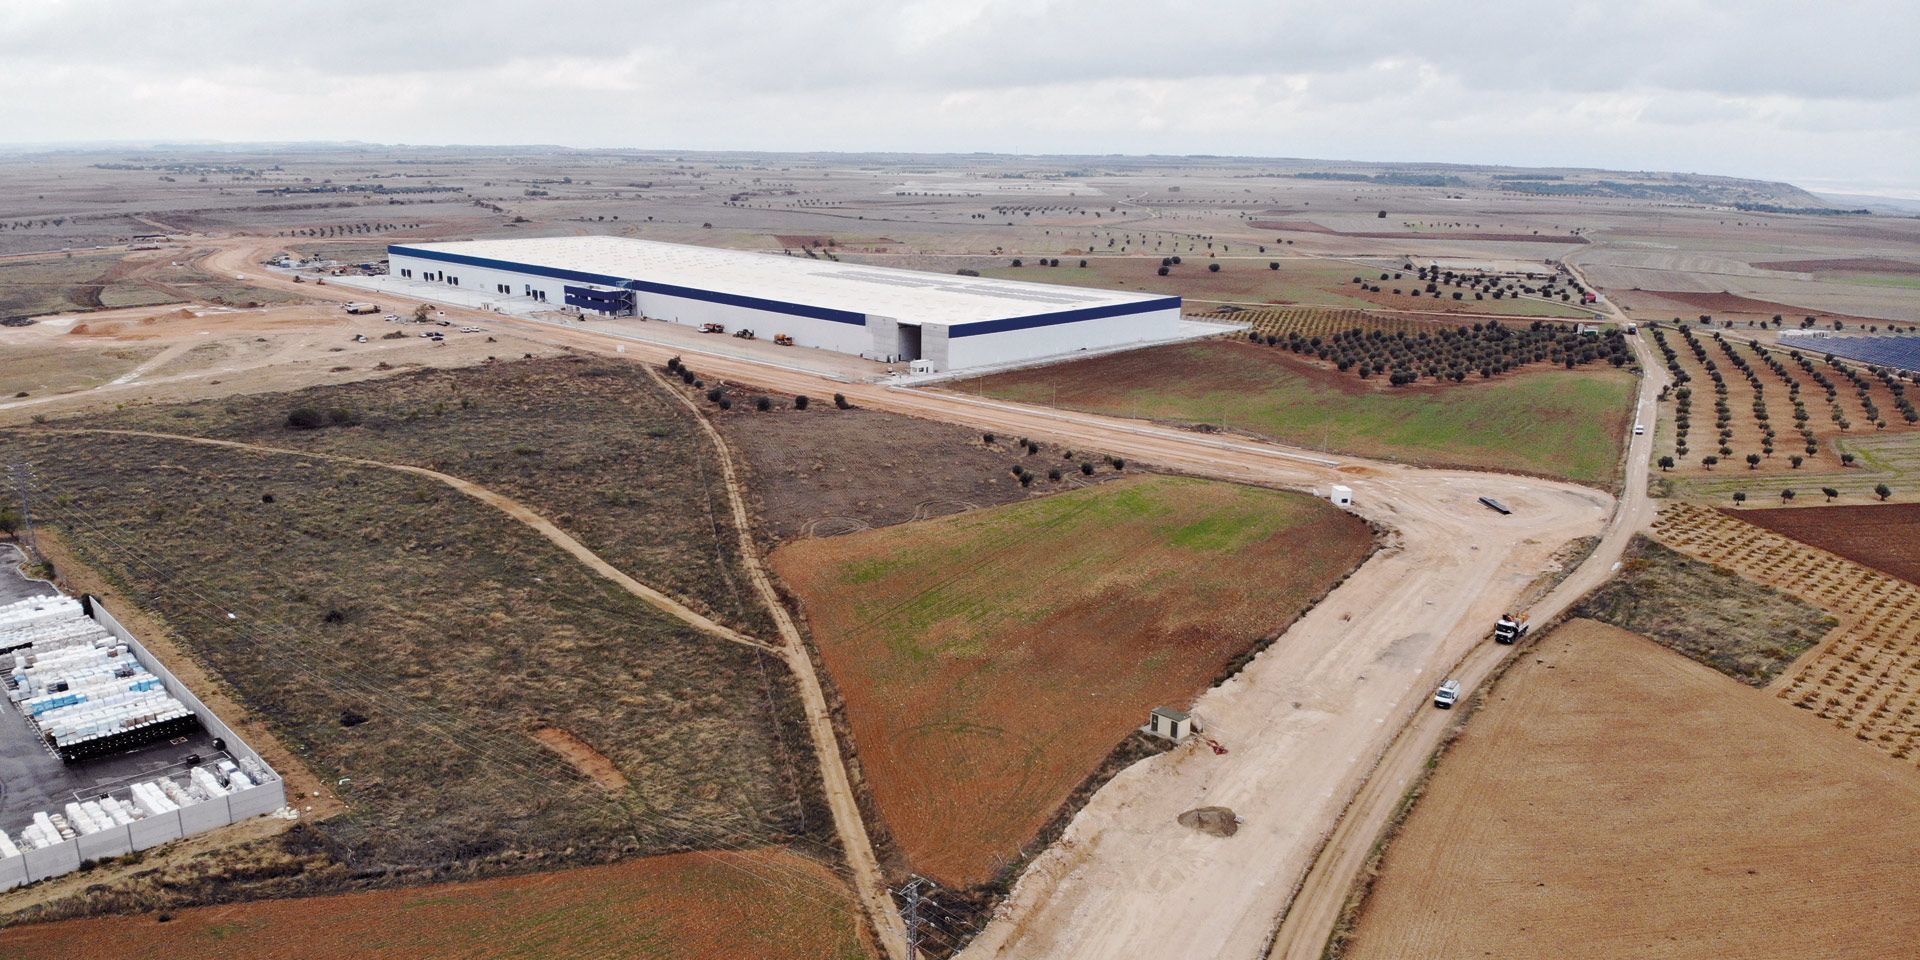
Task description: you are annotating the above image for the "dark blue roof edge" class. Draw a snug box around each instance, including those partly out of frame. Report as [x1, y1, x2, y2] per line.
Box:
[388, 244, 867, 326]
[948, 297, 1183, 338]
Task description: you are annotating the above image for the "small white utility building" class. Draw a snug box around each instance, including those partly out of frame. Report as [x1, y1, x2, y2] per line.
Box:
[387, 236, 1181, 373]
[1329, 485, 1354, 508]
[1146, 707, 1192, 742]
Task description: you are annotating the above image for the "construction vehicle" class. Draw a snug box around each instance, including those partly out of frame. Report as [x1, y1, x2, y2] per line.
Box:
[773, 334, 795, 346]
[1493, 613, 1530, 644]
[700, 323, 725, 334]
[1434, 680, 1462, 709]
[733, 328, 756, 340]
[342, 302, 380, 315]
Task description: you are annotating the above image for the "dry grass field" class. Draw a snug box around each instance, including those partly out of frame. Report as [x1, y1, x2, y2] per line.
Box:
[0, 420, 824, 918]
[0, 850, 871, 960]
[77, 356, 771, 634]
[1574, 536, 1836, 684]
[1344, 618, 1920, 960]
[955, 339, 1634, 487]
[770, 475, 1371, 887]
[1653, 502, 1920, 766]
[712, 400, 1120, 544]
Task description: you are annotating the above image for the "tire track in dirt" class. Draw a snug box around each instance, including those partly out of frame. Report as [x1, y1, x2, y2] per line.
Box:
[642, 366, 911, 960]
[17, 428, 773, 652]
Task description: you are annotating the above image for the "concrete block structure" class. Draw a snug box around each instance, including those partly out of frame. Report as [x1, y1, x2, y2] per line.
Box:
[387, 237, 1182, 372]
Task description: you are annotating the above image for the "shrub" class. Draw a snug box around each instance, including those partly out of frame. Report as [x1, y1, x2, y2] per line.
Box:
[1010, 258, 1023, 267]
[1157, 266, 1170, 276]
[1079, 259, 1088, 268]
[982, 432, 995, 445]
[1208, 263, 1221, 273]
[1269, 262, 1280, 270]
[793, 395, 809, 410]
[1047, 468, 1063, 481]
[1875, 483, 1893, 501]
[285, 406, 326, 430]
[717, 397, 733, 410]
[755, 396, 772, 412]
[1080, 461, 1095, 475]
[706, 387, 724, 403]
[1733, 492, 1747, 504]
[1018, 472, 1034, 487]
[834, 393, 850, 409]
[1111, 457, 1127, 471]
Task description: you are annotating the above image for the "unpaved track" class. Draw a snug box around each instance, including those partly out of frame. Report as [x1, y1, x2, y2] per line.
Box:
[20, 428, 772, 652]
[207, 238, 1628, 959]
[1265, 263, 1665, 960]
[642, 366, 910, 960]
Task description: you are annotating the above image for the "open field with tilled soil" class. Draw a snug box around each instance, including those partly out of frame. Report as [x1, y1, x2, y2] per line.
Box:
[1653, 502, 1920, 766]
[770, 475, 1372, 887]
[1343, 618, 1920, 960]
[58, 355, 772, 634]
[0, 428, 828, 921]
[711, 398, 1120, 545]
[0, 849, 872, 960]
[1726, 501, 1920, 585]
[954, 339, 1634, 487]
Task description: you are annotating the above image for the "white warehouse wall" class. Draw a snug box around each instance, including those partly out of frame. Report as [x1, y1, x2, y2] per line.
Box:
[940, 307, 1182, 371]
[387, 253, 875, 357]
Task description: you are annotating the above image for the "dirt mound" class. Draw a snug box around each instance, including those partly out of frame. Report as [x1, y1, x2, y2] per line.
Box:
[1177, 806, 1240, 837]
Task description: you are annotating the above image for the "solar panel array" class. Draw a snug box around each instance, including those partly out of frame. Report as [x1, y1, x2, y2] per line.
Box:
[1808, 336, 1920, 373]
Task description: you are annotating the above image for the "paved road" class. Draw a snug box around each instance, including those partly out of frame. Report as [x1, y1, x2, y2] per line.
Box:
[206, 238, 1634, 960]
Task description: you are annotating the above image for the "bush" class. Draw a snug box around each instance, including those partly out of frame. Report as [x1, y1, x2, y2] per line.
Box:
[285, 406, 327, 430]
[1080, 461, 1094, 475]
[754, 396, 772, 412]
[706, 387, 724, 403]
[717, 397, 733, 410]
[834, 393, 850, 410]
[1110, 457, 1127, 471]
[1047, 468, 1063, 481]
[1269, 262, 1280, 270]
[1010, 258, 1023, 267]
[1018, 472, 1034, 487]
[1157, 266, 1170, 276]
[794, 395, 810, 410]
[982, 432, 995, 445]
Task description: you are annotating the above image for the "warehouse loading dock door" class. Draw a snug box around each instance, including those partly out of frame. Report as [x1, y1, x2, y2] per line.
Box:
[898, 323, 923, 361]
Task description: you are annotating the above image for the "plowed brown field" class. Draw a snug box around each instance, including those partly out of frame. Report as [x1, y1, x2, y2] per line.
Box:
[1653, 503, 1920, 766]
[771, 475, 1371, 887]
[1725, 502, 1920, 585]
[0, 850, 871, 960]
[1345, 619, 1920, 960]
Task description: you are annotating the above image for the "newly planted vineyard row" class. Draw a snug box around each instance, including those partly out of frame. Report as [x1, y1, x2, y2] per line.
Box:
[1198, 306, 1446, 340]
[1652, 503, 1920, 766]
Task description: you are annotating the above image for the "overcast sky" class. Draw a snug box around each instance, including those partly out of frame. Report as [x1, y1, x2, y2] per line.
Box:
[4, 0, 1917, 197]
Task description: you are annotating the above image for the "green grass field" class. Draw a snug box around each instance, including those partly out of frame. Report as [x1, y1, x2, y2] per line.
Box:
[956, 340, 1635, 487]
[771, 474, 1372, 886]
[0, 254, 183, 319]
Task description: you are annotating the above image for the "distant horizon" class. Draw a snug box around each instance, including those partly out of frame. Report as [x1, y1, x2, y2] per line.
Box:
[11, 137, 1920, 204]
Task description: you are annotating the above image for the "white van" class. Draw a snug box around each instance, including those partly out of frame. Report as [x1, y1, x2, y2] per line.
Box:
[1434, 680, 1463, 709]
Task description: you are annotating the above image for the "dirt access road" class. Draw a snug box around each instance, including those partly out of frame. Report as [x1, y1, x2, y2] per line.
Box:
[208, 238, 1631, 960]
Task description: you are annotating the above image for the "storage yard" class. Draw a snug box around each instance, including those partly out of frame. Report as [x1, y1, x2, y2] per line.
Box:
[0, 591, 282, 891]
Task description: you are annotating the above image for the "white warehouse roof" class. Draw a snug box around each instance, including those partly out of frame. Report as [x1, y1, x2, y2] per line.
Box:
[388, 236, 1174, 328]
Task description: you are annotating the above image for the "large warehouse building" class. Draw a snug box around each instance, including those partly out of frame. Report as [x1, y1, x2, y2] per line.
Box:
[387, 237, 1182, 372]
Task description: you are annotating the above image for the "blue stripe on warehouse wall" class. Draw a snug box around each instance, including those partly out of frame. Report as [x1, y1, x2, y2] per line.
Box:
[945, 297, 1183, 337]
[387, 245, 869, 326]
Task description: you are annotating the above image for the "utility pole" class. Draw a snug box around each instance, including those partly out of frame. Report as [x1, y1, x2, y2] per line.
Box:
[897, 875, 935, 959]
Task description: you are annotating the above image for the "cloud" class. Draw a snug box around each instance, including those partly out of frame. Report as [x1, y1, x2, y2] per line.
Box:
[0, 0, 1914, 193]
